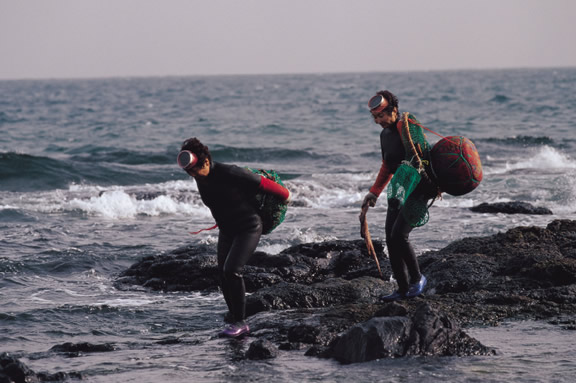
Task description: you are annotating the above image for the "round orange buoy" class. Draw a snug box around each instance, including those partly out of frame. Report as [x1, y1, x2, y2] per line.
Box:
[431, 136, 483, 196]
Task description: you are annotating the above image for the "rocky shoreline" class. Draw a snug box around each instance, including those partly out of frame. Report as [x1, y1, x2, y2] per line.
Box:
[3, 215, 576, 380]
[113, 217, 576, 363]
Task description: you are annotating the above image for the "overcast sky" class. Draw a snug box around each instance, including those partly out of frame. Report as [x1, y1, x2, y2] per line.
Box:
[1, 0, 575, 80]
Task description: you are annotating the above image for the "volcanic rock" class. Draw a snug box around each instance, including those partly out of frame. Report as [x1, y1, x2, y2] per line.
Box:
[0, 352, 82, 382]
[470, 201, 553, 215]
[114, 219, 576, 363]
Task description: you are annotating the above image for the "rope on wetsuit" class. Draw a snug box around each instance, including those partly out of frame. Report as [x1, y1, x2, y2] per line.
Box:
[387, 112, 440, 227]
[403, 113, 425, 171]
[406, 117, 461, 147]
[189, 224, 218, 235]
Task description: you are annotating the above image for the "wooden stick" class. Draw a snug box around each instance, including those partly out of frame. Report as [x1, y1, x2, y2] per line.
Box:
[359, 204, 383, 278]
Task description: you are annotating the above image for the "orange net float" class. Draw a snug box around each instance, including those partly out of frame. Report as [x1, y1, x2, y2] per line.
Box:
[430, 136, 483, 196]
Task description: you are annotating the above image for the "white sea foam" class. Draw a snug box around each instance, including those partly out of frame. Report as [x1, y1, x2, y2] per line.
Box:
[286, 172, 371, 209]
[433, 197, 477, 208]
[486, 146, 576, 175]
[0, 204, 19, 210]
[5, 155, 574, 222]
[291, 226, 338, 244]
[94, 298, 160, 307]
[258, 243, 289, 255]
[2, 180, 210, 219]
[508, 146, 576, 170]
[67, 189, 210, 219]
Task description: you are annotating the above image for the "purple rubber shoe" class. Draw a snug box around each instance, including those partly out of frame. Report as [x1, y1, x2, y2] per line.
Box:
[219, 322, 250, 338]
[406, 275, 427, 298]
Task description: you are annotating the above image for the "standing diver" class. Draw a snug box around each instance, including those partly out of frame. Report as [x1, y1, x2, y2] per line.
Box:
[361, 90, 433, 301]
[178, 137, 291, 337]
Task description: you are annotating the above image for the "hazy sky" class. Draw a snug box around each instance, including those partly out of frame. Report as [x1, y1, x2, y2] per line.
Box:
[1, 0, 575, 80]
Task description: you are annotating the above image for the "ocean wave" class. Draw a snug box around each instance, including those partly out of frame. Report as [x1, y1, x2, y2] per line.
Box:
[504, 146, 576, 171]
[0, 170, 370, 220]
[0, 180, 196, 218]
[209, 145, 346, 165]
[2, 152, 574, 222]
[0, 258, 24, 274]
[489, 94, 511, 103]
[0, 145, 345, 193]
[478, 146, 576, 213]
[480, 135, 556, 147]
[0, 151, 177, 192]
[288, 174, 366, 209]
[67, 189, 211, 219]
[64, 181, 213, 219]
[0, 207, 38, 222]
[66, 145, 174, 165]
[0, 111, 25, 124]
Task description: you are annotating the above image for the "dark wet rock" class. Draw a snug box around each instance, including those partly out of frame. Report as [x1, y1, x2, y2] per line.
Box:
[324, 303, 495, 364]
[50, 342, 116, 357]
[248, 303, 383, 347]
[422, 223, 576, 294]
[245, 339, 279, 360]
[116, 244, 219, 292]
[0, 353, 37, 383]
[413, 220, 576, 325]
[470, 201, 553, 215]
[116, 219, 576, 363]
[0, 352, 82, 382]
[155, 337, 183, 345]
[246, 276, 387, 316]
[115, 240, 385, 293]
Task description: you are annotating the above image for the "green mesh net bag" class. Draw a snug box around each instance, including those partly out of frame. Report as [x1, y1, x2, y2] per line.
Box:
[403, 194, 430, 227]
[387, 163, 421, 202]
[386, 113, 437, 227]
[247, 168, 288, 234]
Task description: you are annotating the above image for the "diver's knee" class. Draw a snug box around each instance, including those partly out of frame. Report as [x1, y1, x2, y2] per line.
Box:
[387, 233, 409, 248]
[222, 268, 243, 281]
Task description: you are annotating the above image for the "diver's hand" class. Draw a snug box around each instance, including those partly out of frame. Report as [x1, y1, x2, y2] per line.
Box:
[361, 192, 378, 208]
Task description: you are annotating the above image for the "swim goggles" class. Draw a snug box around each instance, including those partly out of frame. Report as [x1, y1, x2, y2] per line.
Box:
[177, 150, 198, 170]
[368, 94, 387, 110]
[368, 94, 394, 114]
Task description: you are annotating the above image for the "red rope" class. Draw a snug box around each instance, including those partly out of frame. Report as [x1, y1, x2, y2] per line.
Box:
[189, 224, 218, 235]
[408, 118, 460, 144]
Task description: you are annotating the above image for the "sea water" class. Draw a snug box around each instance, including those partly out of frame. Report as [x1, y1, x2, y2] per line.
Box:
[1, 69, 576, 382]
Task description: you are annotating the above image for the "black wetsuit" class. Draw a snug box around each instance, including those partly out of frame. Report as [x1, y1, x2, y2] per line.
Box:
[196, 162, 263, 323]
[379, 125, 405, 173]
[380, 125, 424, 293]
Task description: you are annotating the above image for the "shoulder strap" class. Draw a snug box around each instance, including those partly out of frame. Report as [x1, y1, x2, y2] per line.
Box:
[399, 112, 424, 170]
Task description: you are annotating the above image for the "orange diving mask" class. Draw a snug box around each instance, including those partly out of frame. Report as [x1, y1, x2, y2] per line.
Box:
[177, 150, 198, 170]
